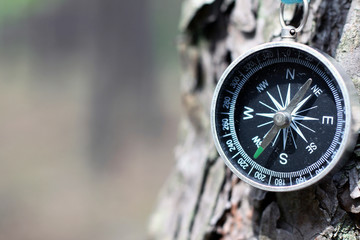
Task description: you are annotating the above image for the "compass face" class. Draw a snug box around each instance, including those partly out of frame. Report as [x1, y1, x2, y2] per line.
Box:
[211, 42, 359, 191]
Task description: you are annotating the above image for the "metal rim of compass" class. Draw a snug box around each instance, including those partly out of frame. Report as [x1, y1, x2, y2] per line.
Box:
[210, 41, 360, 192]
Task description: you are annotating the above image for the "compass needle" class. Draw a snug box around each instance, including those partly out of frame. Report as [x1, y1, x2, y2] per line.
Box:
[272, 129, 281, 147]
[254, 125, 281, 158]
[292, 95, 312, 114]
[254, 147, 264, 159]
[254, 79, 313, 158]
[285, 78, 313, 114]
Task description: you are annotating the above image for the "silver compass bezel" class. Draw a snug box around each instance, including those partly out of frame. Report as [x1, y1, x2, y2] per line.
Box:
[211, 41, 360, 192]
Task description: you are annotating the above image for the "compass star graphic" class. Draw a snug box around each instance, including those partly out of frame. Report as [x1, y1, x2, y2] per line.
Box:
[255, 81, 318, 153]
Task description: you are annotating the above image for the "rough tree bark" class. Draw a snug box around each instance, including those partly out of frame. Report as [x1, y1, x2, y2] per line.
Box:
[149, 0, 360, 239]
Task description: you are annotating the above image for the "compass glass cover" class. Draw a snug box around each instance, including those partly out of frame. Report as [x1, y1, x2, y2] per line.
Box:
[212, 45, 348, 190]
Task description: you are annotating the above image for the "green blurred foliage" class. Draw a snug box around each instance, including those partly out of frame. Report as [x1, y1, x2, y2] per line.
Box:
[0, 0, 61, 21]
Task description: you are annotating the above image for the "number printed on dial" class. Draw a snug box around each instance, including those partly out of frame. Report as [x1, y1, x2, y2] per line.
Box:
[211, 42, 359, 191]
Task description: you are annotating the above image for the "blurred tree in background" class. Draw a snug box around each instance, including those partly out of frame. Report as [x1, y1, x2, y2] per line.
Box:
[0, 0, 56, 21]
[0, 0, 180, 239]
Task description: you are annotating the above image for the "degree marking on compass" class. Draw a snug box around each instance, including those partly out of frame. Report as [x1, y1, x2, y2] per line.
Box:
[237, 71, 245, 77]
[268, 175, 272, 185]
[231, 151, 240, 159]
[226, 90, 235, 95]
[220, 112, 231, 115]
[222, 133, 232, 138]
[248, 166, 254, 175]
[256, 56, 261, 65]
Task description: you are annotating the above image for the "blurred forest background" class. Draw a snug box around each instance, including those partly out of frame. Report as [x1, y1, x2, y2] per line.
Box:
[0, 0, 181, 239]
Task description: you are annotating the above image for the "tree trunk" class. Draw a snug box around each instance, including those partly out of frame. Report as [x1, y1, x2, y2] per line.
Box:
[149, 0, 360, 239]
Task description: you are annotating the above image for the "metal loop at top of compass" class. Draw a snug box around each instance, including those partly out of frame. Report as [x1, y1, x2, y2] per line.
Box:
[280, 0, 309, 33]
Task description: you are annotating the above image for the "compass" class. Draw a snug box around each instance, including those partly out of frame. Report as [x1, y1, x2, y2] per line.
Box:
[211, 41, 360, 191]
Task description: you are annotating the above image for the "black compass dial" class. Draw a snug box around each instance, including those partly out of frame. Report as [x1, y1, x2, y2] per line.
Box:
[235, 62, 337, 172]
[211, 44, 354, 191]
